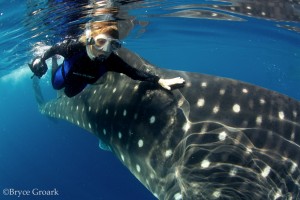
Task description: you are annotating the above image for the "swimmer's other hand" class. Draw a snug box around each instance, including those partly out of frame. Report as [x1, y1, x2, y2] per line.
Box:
[28, 56, 48, 78]
[158, 77, 185, 90]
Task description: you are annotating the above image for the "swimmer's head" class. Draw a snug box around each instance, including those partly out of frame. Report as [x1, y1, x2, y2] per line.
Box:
[82, 22, 121, 61]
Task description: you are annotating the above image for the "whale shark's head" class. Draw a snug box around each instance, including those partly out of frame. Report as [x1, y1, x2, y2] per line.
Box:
[33, 49, 300, 199]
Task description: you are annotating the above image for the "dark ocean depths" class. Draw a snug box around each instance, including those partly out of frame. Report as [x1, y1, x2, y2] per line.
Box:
[0, 0, 300, 199]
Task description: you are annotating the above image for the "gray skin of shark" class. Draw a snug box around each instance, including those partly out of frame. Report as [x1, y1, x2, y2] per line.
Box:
[33, 48, 300, 200]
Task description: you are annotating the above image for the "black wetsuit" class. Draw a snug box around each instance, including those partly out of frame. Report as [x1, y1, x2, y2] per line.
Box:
[41, 40, 160, 97]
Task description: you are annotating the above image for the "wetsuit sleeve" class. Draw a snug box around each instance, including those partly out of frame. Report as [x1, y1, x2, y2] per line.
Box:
[41, 40, 84, 62]
[105, 53, 160, 83]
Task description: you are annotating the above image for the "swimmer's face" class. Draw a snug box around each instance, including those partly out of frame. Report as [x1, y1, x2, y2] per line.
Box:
[87, 33, 121, 60]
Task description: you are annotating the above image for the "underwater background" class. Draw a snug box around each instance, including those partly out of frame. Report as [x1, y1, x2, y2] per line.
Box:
[0, 0, 300, 199]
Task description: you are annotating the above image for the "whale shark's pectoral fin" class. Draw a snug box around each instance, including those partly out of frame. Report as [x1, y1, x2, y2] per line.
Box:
[99, 139, 112, 152]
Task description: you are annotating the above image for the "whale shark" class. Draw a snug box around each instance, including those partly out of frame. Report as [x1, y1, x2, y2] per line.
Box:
[32, 48, 300, 199]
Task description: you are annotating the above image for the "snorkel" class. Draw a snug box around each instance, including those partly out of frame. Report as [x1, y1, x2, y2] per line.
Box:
[86, 28, 97, 60]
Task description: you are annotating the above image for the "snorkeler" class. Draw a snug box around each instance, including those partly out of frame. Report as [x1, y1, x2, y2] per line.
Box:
[28, 21, 185, 97]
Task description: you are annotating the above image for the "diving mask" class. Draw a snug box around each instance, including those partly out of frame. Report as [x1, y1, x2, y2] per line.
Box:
[86, 34, 121, 60]
[93, 34, 121, 51]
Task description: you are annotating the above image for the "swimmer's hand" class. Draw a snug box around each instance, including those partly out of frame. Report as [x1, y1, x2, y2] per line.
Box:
[28, 56, 48, 78]
[158, 77, 185, 90]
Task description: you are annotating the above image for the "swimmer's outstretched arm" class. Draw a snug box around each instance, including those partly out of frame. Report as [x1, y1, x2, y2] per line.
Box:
[42, 40, 84, 61]
[106, 53, 185, 90]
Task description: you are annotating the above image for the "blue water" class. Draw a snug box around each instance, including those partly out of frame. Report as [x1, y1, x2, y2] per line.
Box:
[0, 0, 300, 199]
